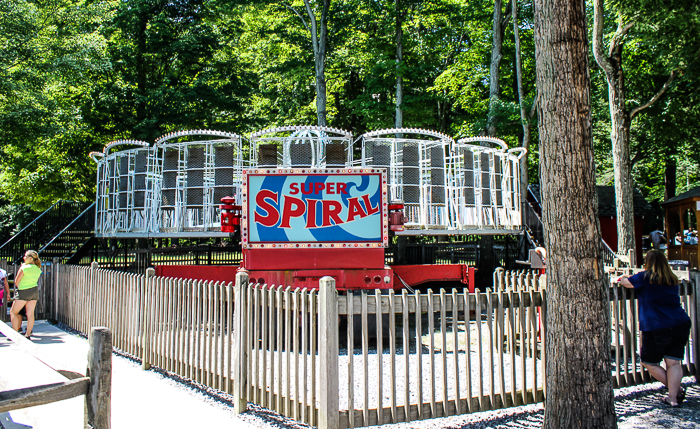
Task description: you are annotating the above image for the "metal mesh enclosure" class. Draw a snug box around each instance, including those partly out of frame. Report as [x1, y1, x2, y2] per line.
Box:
[155, 130, 246, 234]
[92, 128, 527, 237]
[93, 141, 153, 235]
[250, 126, 353, 169]
[447, 137, 525, 229]
[355, 128, 453, 228]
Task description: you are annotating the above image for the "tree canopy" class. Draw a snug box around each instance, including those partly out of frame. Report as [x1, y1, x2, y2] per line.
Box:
[0, 0, 698, 212]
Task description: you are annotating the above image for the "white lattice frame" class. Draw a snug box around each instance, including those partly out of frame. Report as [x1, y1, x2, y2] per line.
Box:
[155, 131, 245, 233]
[356, 128, 454, 229]
[249, 126, 353, 168]
[449, 138, 527, 229]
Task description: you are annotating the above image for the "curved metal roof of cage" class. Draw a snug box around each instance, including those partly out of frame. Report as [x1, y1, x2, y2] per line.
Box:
[155, 129, 242, 146]
[249, 125, 353, 140]
[103, 139, 150, 155]
[455, 136, 508, 150]
[89, 151, 104, 163]
[507, 147, 528, 160]
[360, 128, 454, 143]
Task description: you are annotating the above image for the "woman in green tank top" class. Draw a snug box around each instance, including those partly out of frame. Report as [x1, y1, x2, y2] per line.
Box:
[11, 250, 42, 339]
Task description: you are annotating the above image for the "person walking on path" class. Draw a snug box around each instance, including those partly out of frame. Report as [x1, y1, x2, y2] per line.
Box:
[10, 250, 42, 339]
[0, 267, 9, 304]
[620, 250, 691, 407]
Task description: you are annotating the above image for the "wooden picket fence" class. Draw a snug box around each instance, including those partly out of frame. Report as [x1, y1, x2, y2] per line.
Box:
[48, 264, 700, 429]
[1, 259, 56, 322]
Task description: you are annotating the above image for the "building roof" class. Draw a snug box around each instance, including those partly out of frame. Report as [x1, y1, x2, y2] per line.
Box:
[528, 184, 653, 217]
[662, 186, 700, 205]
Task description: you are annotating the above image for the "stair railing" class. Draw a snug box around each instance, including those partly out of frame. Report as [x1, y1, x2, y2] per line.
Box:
[0, 201, 92, 264]
[521, 201, 544, 248]
[38, 203, 96, 262]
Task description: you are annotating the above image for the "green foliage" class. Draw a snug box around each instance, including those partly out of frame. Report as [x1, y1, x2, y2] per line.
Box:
[0, 203, 37, 245]
[0, 0, 698, 213]
[591, 0, 700, 204]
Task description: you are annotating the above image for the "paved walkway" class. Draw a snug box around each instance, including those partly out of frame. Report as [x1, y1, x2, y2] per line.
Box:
[0, 321, 256, 429]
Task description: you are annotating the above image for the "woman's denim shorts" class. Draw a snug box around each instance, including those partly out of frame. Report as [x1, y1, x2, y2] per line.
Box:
[640, 320, 691, 364]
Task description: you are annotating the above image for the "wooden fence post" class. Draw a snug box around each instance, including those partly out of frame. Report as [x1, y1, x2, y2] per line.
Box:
[85, 327, 112, 429]
[690, 270, 700, 380]
[233, 271, 249, 414]
[50, 257, 60, 322]
[142, 268, 155, 370]
[318, 276, 339, 429]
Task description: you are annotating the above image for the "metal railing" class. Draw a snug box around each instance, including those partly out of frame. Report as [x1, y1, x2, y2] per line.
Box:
[38, 203, 96, 263]
[0, 201, 91, 264]
[521, 201, 544, 248]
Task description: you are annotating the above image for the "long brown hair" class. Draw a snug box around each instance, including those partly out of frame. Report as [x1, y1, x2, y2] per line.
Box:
[644, 250, 678, 286]
[24, 250, 41, 268]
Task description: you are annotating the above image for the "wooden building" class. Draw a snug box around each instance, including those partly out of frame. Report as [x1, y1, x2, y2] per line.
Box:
[663, 186, 700, 269]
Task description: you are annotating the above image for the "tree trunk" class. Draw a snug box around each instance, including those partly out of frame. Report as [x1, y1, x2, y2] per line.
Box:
[512, 0, 531, 193]
[395, 0, 403, 129]
[607, 44, 635, 253]
[665, 157, 677, 201]
[487, 0, 503, 137]
[305, 0, 330, 127]
[534, 0, 617, 427]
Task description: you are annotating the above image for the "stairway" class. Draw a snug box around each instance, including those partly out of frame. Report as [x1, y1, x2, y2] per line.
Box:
[38, 203, 96, 264]
[522, 200, 544, 248]
[0, 201, 95, 265]
[522, 194, 629, 268]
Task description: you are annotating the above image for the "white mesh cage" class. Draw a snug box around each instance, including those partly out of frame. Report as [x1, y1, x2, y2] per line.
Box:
[155, 130, 246, 233]
[92, 140, 152, 236]
[249, 126, 353, 169]
[353, 128, 453, 229]
[448, 137, 526, 229]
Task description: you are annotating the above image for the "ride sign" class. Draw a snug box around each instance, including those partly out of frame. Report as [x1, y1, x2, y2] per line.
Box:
[241, 169, 388, 248]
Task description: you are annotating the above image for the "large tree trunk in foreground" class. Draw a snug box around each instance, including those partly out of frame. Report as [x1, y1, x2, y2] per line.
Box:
[534, 0, 617, 427]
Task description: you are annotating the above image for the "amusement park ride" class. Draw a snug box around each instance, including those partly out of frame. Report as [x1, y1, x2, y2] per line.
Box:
[89, 126, 528, 291]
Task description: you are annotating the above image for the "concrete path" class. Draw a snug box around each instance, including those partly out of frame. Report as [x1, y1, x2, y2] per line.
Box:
[0, 321, 257, 429]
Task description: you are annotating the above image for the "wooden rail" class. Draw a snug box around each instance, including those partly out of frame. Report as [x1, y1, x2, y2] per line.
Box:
[50, 264, 700, 429]
[0, 323, 112, 428]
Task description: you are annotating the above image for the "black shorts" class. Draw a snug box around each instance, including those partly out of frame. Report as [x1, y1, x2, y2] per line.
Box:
[16, 287, 39, 301]
[640, 320, 691, 364]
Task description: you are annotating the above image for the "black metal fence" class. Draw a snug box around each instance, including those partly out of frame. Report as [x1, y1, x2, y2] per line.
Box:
[0, 201, 93, 264]
[76, 241, 243, 274]
[388, 235, 521, 268]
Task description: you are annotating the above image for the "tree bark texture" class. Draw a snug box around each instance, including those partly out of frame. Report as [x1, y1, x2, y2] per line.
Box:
[512, 0, 532, 192]
[534, 0, 617, 427]
[606, 43, 635, 254]
[305, 0, 330, 127]
[487, 0, 503, 137]
[592, 2, 666, 255]
[395, 0, 403, 129]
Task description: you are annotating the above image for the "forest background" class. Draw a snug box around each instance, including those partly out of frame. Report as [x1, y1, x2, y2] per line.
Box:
[0, 0, 698, 239]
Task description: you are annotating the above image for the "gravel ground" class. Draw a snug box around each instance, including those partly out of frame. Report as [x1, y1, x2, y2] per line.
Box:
[234, 378, 700, 429]
[53, 323, 700, 429]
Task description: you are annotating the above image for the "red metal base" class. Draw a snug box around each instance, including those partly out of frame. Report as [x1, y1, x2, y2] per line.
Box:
[243, 247, 386, 270]
[391, 264, 475, 293]
[154, 263, 475, 292]
[246, 268, 394, 291]
[155, 265, 241, 283]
